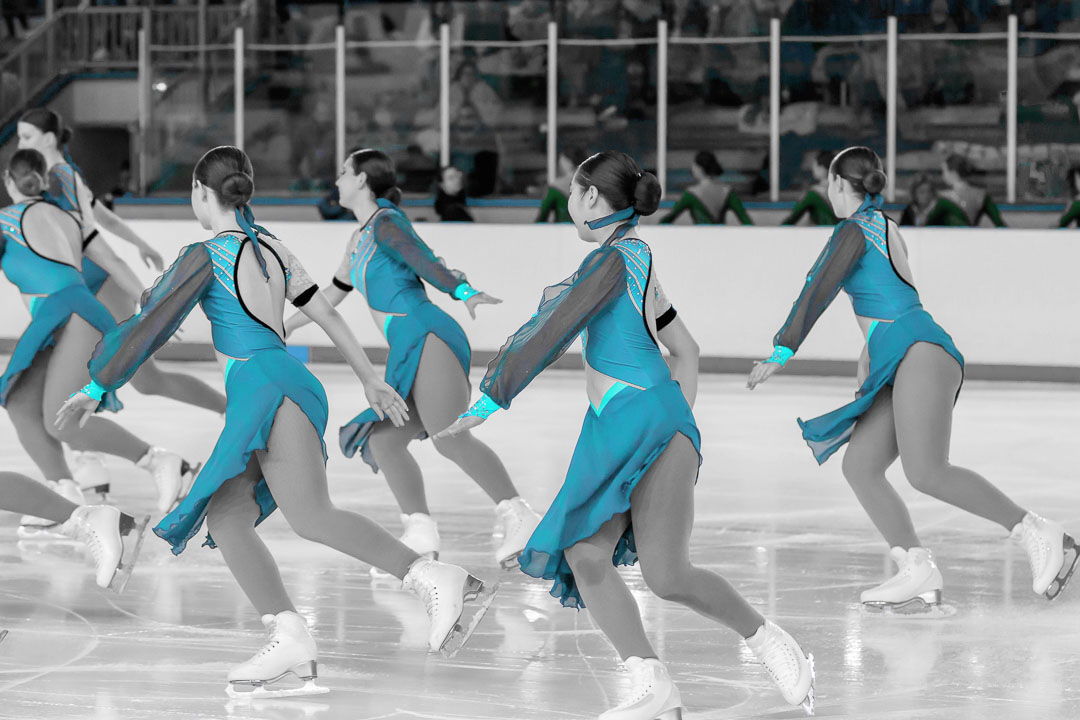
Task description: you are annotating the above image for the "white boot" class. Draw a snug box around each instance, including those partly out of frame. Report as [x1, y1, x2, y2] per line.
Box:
[370, 513, 440, 580]
[1011, 512, 1078, 600]
[71, 451, 111, 498]
[227, 611, 328, 699]
[60, 504, 149, 592]
[745, 620, 815, 716]
[598, 657, 683, 720]
[19, 479, 86, 537]
[860, 546, 943, 612]
[402, 557, 497, 657]
[493, 497, 541, 569]
[136, 447, 184, 513]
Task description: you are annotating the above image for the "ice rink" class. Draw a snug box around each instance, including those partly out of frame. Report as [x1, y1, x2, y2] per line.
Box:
[1, 363, 1077, 720]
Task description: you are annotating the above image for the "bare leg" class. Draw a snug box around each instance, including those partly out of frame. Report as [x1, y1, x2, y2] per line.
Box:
[841, 387, 921, 549]
[563, 511, 656, 661]
[632, 434, 765, 639]
[205, 457, 295, 616]
[365, 402, 430, 515]
[413, 336, 517, 504]
[258, 400, 420, 579]
[4, 348, 72, 481]
[0, 471, 77, 523]
[893, 344, 1027, 531]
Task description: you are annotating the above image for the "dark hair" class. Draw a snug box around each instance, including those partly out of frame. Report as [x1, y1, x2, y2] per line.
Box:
[1068, 165, 1080, 193]
[348, 148, 402, 205]
[944, 153, 975, 180]
[693, 150, 724, 178]
[19, 108, 72, 145]
[574, 151, 661, 217]
[814, 150, 836, 170]
[193, 146, 254, 208]
[831, 146, 887, 196]
[7, 149, 48, 197]
[560, 146, 586, 166]
[908, 173, 935, 202]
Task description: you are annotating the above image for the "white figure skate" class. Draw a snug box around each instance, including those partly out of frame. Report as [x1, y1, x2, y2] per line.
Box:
[493, 496, 541, 569]
[370, 512, 440, 582]
[71, 451, 111, 500]
[861, 546, 944, 614]
[227, 611, 329, 700]
[61, 504, 150, 593]
[598, 656, 683, 720]
[746, 620, 816, 716]
[402, 558, 498, 658]
[137, 447, 197, 513]
[18, 479, 86, 541]
[1012, 512, 1078, 601]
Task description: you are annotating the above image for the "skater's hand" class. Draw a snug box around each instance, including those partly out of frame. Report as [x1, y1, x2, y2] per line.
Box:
[365, 381, 409, 427]
[138, 242, 165, 271]
[464, 292, 501, 320]
[55, 392, 98, 430]
[433, 414, 485, 439]
[746, 360, 782, 390]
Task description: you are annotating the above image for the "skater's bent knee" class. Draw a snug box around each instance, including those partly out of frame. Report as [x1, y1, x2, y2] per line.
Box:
[904, 463, 947, 496]
[431, 434, 468, 460]
[641, 562, 694, 601]
[564, 542, 613, 585]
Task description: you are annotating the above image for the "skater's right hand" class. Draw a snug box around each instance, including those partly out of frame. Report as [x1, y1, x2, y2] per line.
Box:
[463, 292, 502, 320]
[433, 414, 485, 439]
[746, 360, 782, 390]
[365, 381, 409, 427]
[56, 391, 98, 430]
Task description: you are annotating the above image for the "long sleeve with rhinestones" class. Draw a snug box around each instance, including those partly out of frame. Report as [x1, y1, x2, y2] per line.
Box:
[772, 221, 866, 353]
[89, 243, 214, 390]
[372, 212, 467, 296]
[481, 245, 626, 409]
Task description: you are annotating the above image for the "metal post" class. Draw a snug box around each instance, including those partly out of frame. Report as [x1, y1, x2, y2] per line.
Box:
[546, 21, 557, 185]
[1006, 14, 1018, 203]
[886, 15, 897, 202]
[769, 17, 780, 202]
[138, 27, 150, 195]
[657, 18, 668, 195]
[45, 0, 54, 20]
[336, 23, 346, 170]
[439, 22, 451, 168]
[234, 26, 244, 151]
[198, 0, 208, 97]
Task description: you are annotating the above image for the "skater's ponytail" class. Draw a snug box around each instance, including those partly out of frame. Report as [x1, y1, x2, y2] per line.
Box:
[693, 150, 724, 179]
[348, 148, 402, 206]
[6, 149, 49, 197]
[194, 145, 273, 280]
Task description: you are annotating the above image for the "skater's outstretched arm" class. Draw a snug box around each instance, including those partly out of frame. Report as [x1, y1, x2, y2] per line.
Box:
[83, 237, 145, 302]
[284, 283, 348, 336]
[92, 197, 165, 270]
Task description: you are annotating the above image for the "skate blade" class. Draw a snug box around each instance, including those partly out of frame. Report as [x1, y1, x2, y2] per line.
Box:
[862, 589, 943, 615]
[439, 578, 500, 659]
[0, 629, 8, 644]
[1046, 535, 1078, 601]
[225, 679, 329, 701]
[106, 514, 150, 595]
[800, 652, 816, 716]
[17, 525, 73, 542]
[498, 551, 522, 571]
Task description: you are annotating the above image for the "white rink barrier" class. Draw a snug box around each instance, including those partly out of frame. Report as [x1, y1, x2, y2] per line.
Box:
[1, 221, 1076, 377]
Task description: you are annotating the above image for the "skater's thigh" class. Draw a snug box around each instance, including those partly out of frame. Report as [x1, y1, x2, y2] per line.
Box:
[367, 393, 425, 451]
[842, 387, 899, 478]
[206, 454, 264, 531]
[412, 335, 470, 436]
[893, 343, 962, 473]
[41, 316, 100, 414]
[5, 346, 49, 421]
[257, 399, 332, 515]
[564, 510, 630, 582]
[628, 433, 698, 567]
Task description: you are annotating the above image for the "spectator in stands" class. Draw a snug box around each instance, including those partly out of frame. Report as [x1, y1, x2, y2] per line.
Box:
[535, 147, 586, 223]
[435, 165, 473, 223]
[1058, 166, 1080, 227]
[899, 174, 939, 227]
[782, 150, 837, 226]
[2, 0, 29, 39]
[938, 154, 1006, 227]
[449, 59, 503, 196]
[100, 160, 133, 211]
[660, 150, 753, 225]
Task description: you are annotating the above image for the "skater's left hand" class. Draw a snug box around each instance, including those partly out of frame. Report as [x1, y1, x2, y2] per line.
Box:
[364, 381, 409, 427]
[433, 414, 485, 439]
[746, 360, 782, 390]
[464, 292, 501, 320]
[138, 242, 165, 272]
[55, 392, 98, 430]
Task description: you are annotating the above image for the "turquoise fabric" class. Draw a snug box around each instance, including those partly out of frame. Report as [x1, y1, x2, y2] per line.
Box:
[843, 202, 923, 320]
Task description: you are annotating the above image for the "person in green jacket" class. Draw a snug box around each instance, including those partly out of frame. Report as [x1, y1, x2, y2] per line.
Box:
[782, 150, 837, 225]
[660, 150, 753, 225]
[936, 154, 1006, 227]
[1058, 166, 1080, 227]
[535, 148, 584, 223]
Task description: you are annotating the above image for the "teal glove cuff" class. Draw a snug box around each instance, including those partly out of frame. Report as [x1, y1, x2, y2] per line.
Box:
[78, 381, 106, 402]
[461, 393, 500, 420]
[765, 346, 794, 366]
[453, 283, 480, 302]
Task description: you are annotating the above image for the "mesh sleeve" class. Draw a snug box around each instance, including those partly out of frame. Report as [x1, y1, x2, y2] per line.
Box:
[282, 246, 318, 305]
[653, 275, 677, 331]
[480, 246, 626, 409]
[332, 229, 359, 289]
[772, 221, 866, 353]
[90, 243, 213, 391]
[373, 212, 468, 296]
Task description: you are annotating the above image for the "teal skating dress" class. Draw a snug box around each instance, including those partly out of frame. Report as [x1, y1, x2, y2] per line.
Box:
[47, 161, 110, 294]
[775, 195, 964, 464]
[337, 199, 474, 469]
[476, 211, 701, 608]
[86, 225, 328, 554]
[0, 199, 119, 409]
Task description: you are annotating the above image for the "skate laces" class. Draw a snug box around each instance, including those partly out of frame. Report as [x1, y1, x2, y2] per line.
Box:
[75, 514, 103, 563]
[405, 561, 440, 613]
[1014, 516, 1049, 578]
[616, 659, 656, 707]
[754, 627, 800, 688]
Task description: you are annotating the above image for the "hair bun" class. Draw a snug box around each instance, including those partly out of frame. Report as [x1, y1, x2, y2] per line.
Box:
[220, 171, 254, 207]
[633, 172, 662, 216]
[863, 169, 887, 196]
[59, 127, 73, 145]
[380, 185, 402, 206]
